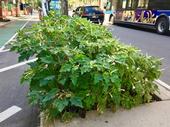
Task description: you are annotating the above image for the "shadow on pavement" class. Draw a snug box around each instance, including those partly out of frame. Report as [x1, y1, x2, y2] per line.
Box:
[113, 24, 170, 37]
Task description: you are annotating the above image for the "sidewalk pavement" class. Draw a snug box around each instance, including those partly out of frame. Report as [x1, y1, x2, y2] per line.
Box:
[46, 100, 170, 127]
[6, 11, 40, 22]
[0, 11, 39, 27]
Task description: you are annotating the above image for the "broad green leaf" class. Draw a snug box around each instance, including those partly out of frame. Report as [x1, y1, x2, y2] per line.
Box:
[58, 78, 67, 85]
[27, 90, 40, 105]
[70, 73, 78, 86]
[40, 56, 55, 64]
[40, 80, 49, 86]
[80, 65, 91, 74]
[54, 99, 69, 112]
[103, 72, 110, 84]
[44, 75, 55, 80]
[70, 97, 83, 108]
[42, 88, 58, 103]
[94, 73, 102, 84]
[60, 64, 72, 72]
[110, 74, 121, 87]
[40, 75, 55, 86]
[84, 96, 95, 109]
[21, 69, 34, 84]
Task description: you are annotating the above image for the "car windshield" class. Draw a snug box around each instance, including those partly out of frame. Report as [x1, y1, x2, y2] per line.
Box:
[85, 6, 100, 13]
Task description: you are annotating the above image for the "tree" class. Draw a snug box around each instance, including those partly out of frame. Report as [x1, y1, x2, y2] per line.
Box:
[41, 0, 47, 16]
[60, 0, 68, 15]
[16, 0, 20, 17]
[0, 1, 2, 20]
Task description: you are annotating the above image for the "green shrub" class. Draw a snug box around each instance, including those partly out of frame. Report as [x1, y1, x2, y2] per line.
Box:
[11, 12, 161, 121]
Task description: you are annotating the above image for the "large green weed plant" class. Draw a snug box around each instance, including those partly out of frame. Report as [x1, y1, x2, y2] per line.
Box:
[11, 12, 161, 121]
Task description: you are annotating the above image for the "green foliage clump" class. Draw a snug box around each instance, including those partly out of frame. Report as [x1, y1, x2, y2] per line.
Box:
[11, 12, 161, 121]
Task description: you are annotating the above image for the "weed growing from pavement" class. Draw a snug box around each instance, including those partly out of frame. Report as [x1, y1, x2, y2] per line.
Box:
[11, 11, 161, 122]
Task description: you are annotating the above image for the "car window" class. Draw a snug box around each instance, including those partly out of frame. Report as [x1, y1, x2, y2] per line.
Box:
[79, 7, 84, 13]
[75, 7, 80, 12]
[85, 6, 100, 13]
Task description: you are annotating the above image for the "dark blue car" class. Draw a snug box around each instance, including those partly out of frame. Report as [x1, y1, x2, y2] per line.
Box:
[73, 6, 104, 24]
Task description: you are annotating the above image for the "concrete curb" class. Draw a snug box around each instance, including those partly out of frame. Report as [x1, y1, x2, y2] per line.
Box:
[154, 81, 170, 101]
[0, 20, 13, 28]
[40, 81, 170, 127]
[41, 101, 170, 127]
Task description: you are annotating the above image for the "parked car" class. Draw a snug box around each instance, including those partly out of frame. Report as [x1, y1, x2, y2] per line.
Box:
[73, 6, 104, 24]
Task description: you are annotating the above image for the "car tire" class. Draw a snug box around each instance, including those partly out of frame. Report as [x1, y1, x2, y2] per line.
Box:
[98, 19, 103, 25]
[156, 17, 169, 34]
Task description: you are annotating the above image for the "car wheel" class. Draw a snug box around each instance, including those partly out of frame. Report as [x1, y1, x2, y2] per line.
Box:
[98, 19, 103, 25]
[156, 17, 169, 34]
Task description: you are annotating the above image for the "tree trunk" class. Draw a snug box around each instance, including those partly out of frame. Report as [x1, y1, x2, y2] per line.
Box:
[0, 1, 3, 20]
[41, 0, 47, 16]
[60, 0, 68, 15]
[110, 0, 113, 10]
[16, 0, 19, 17]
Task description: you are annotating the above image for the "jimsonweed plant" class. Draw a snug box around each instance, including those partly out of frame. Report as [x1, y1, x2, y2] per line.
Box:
[11, 12, 161, 121]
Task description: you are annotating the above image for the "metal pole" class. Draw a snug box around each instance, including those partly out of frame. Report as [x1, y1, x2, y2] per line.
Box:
[41, 0, 47, 16]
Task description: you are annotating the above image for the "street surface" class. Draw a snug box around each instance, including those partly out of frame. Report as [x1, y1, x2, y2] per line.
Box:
[0, 15, 39, 127]
[109, 24, 170, 85]
[0, 14, 170, 127]
[0, 21, 27, 47]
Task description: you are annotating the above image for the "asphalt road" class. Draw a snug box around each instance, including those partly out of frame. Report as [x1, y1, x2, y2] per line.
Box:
[0, 20, 27, 47]
[0, 16, 169, 127]
[0, 20, 39, 127]
[109, 24, 170, 85]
